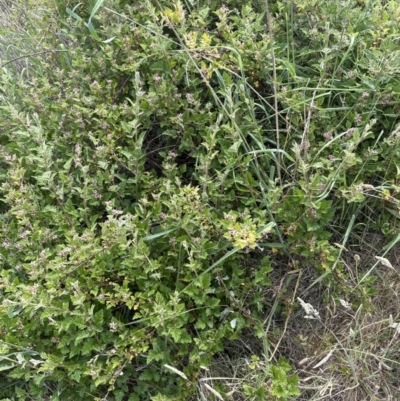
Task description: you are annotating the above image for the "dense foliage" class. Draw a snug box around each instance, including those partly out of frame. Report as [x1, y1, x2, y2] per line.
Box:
[0, 0, 399, 400]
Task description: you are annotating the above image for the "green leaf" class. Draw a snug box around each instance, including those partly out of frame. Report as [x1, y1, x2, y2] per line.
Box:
[93, 309, 104, 327]
[88, 0, 106, 23]
[143, 228, 177, 241]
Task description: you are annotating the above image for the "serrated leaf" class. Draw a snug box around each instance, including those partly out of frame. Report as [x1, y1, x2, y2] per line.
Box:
[29, 358, 44, 367]
[74, 331, 90, 345]
[93, 309, 104, 327]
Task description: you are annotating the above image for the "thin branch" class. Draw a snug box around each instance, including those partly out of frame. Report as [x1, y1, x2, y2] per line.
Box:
[0, 49, 67, 68]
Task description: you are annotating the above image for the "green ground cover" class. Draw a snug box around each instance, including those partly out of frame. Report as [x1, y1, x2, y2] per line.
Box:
[0, 0, 400, 400]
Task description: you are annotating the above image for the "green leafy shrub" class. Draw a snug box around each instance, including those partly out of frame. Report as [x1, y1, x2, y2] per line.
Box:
[0, 1, 278, 399]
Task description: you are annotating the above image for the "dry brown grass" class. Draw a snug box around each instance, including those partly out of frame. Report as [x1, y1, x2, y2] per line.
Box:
[201, 232, 400, 401]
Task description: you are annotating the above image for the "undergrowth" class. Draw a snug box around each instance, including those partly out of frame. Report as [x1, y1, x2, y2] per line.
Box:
[0, 0, 399, 400]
